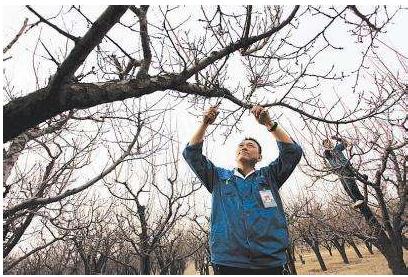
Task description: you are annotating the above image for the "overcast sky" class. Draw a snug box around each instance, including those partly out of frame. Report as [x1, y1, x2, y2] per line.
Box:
[3, 5, 407, 217]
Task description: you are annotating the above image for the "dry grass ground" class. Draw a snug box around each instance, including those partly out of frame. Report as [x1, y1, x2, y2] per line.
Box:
[184, 246, 408, 275]
[295, 246, 405, 275]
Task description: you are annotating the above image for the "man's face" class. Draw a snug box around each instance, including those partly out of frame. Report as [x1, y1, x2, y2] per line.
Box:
[322, 139, 333, 150]
[236, 140, 261, 164]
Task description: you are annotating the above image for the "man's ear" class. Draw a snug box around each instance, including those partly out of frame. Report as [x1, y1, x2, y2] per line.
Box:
[257, 154, 262, 162]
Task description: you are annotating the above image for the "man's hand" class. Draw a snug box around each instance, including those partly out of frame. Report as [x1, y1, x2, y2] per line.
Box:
[189, 106, 219, 145]
[203, 106, 219, 125]
[251, 105, 273, 128]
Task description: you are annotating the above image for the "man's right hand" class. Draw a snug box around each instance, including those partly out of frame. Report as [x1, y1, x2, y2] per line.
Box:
[203, 106, 219, 125]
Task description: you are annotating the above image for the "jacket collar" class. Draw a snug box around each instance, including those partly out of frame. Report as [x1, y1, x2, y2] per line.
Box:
[234, 168, 256, 180]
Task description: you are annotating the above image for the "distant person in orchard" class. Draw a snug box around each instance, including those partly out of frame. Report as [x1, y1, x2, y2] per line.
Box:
[183, 104, 303, 275]
[322, 136, 367, 209]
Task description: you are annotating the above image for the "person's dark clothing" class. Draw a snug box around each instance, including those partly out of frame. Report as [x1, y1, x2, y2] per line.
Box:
[324, 143, 351, 175]
[324, 142, 364, 201]
[339, 176, 364, 202]
[213, 263, 288, 275]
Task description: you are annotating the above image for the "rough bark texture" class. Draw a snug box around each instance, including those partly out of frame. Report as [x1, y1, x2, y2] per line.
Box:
[311, 245, 327, 272]
[348, 239, 363, 258]
[303, 237, 327, 272]
[358, 204, 407, 274]
[365, 241, 374, 254]
[4, 5, 130, 142]
[3, 6, 300, 142]
[331, 238, 349, 264]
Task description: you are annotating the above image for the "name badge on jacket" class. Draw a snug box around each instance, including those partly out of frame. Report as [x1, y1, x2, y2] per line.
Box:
[259, 189, 277, 208]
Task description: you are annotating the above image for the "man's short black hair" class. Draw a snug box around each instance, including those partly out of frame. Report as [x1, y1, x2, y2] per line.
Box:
[242, 137, 262, 155]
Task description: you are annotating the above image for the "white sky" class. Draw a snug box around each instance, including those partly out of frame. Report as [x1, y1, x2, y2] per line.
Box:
[2, 4, 408, 219]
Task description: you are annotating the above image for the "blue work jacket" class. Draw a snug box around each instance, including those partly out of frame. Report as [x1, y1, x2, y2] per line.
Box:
[182, 140, 303, 269]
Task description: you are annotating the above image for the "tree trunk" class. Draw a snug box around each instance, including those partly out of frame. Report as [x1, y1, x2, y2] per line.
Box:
[73, 241, 91, 275]
[138, 204, 150, 275]
[83, 261, 91, 275]
[332, 239, 349, 264]
[94, 254, 108, 274]
[299, 254, 305, 265]
[323, 244, 333, 256]
[358, 200, 408, 273]
[387, 256, 408, 275]
[322, 241, 333, 256]
[205, 260, 210, 275]
[379, 242, 408, 275]
[140, 255, 150, 275]
[286, 248, 298, 274]
[348, 239, 363, 258]
[364, 241, 374, 254]
[311, 245, 327, 271]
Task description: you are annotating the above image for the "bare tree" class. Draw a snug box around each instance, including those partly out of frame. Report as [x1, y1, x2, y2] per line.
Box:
[190, 214, 212, 275]
[152, 228, 198, 275]
[106, 135, 201, 274]
[3, 5, 406, 275]
[289, 198, 328, 272]
[3, 94, 167, 271]
[4, 5, 401, 142]
[298, 50, 407, 273]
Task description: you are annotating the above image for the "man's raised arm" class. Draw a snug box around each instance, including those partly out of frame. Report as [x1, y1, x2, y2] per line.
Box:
[251, 105, 303, 188]
[182, 106, 219, 192]
[189, 106, 219, 145]
[251, 105, 294, 143]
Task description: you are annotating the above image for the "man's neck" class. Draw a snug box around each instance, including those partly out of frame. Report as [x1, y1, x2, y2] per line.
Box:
[237, 163, 255, 176]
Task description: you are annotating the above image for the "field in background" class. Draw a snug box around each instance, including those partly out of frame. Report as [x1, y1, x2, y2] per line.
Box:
[296, 246, 393, 275]
[184, 246, 408, 275]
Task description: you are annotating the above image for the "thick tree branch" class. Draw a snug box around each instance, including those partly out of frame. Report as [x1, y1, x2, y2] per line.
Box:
[3, 18, 28, 54]
[3, 75, 173, 142]
[348, 5, 381, 32]
[47, 5, 129, 91]
[131, 5, 152, 78]
[240, 5, 252, 53]
[3, 6, 297, 142]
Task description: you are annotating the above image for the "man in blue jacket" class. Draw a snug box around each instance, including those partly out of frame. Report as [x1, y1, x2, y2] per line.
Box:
[182, 105, 303, 275]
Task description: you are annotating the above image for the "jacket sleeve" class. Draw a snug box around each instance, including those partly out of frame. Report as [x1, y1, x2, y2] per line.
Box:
[182, 141, 217, 193]
[262, 140, 303, 189]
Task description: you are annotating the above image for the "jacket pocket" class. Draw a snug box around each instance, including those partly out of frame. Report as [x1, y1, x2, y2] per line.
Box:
[220, 183, 235, 196]
[218, 170, 236, 196]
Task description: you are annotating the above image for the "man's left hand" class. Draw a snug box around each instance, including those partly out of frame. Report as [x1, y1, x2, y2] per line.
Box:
[251, 105, 273, 127]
